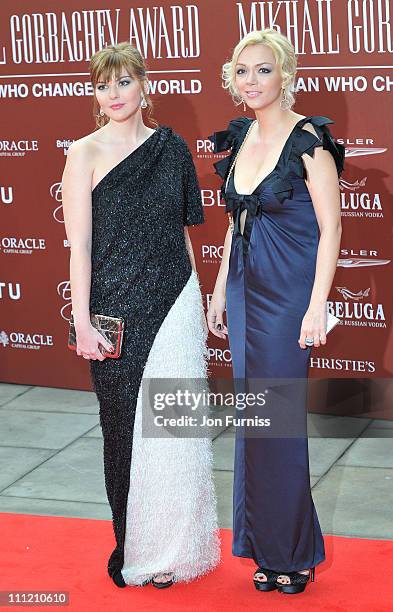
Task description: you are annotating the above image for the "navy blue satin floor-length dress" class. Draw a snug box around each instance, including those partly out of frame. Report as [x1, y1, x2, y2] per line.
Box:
[209, 116, 345, 573]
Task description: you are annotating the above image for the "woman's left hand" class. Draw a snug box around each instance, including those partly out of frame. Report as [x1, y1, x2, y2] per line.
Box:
[298, 305, 327, 349]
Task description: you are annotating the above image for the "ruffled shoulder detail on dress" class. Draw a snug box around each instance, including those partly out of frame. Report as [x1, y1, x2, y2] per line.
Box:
[208, 117, 253, 179]
[289, 115, 345, 179]
[268, 116, 345, 205]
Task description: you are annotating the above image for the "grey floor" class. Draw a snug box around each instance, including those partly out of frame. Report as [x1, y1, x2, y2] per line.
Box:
[1, 383, 392, 540]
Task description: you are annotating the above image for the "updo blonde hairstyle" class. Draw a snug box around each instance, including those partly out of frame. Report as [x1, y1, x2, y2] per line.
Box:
[222, 29, 297, 109]
[90, 42, 157, 129]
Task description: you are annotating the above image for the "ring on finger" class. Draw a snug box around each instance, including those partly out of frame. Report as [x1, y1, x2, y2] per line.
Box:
[305, 337, 314, 346]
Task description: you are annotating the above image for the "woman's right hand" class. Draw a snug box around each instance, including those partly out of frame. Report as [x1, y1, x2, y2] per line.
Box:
[76, 324, 114, 361]
[207, 293, 228, 339]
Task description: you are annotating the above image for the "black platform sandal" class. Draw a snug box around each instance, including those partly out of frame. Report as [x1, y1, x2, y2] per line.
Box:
[151, 573, 174, 589]
[111, 569, 150, 588]
[276, 567, 315, 594]
[253, 567, 280, 592]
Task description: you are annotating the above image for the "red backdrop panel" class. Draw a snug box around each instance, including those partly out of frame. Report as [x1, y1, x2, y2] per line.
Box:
[1, 0, 392, 390]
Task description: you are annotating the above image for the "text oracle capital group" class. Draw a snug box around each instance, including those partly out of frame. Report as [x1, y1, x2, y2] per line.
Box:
[0, 5, 200, 65]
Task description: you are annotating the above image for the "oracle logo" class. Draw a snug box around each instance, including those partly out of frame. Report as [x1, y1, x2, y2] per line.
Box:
[0, 329, 54, 350]
[0, 237, 46, 255]
[0, 140, 38, 154]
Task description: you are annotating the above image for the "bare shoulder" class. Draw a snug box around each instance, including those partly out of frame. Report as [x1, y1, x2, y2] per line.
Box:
[301, 123, 319, 139]
[66, 132, 99, 163]
[62, 133, 101, 189]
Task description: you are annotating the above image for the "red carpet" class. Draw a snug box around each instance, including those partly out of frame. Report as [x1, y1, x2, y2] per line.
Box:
[1, 512, 392, 611]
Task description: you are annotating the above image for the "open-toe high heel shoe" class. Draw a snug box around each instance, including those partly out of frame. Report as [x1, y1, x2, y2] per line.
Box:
[276, 567, 315, 594]
[253, 567, 280, 592]
[111, 569, 150, 588]
[151, 573, 174, 589]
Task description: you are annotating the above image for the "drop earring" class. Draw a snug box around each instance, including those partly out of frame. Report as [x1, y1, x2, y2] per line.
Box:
[236, 97, 246, 111]
[280, 89, 290, 110]
[141, 95, 148, 109]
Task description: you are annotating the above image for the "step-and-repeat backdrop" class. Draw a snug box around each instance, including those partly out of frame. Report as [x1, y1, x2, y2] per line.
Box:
[1, 1, 392, 404]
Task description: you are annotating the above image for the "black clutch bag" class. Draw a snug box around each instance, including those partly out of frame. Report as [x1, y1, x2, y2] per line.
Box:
[68, 312, 125, 359]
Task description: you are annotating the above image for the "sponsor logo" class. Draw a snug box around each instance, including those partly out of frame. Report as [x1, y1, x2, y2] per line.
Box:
[201, 189, 225, 207]
[328, 286, 386, 328]
[50, 182, 64, 223]
[339, 176, 384, 218]
[310, 357, 376, 373]
[208, 347, 232, 367]
[336, 287, 370, 301]
[195, 138, 220, 160]
[337, 248, 390, 268]
[0, 281, 21, 300]
[0, 329, 53, 350]
[0, 140, 38, 157]
[0, 237, 46, 255]
[337, 258, 390, 268]
[0, 331, 9, 347]
[201, 244, 224, 264]
[1, 185, 13, 205]
[57, 280, 72, 321]
[336, 139, 387, 159]
[339, 178, 367, 191]
[56, 139, 75, 156]
[344, 147, 387, 158]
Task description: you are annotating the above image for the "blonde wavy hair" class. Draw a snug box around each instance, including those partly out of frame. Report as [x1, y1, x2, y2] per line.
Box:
[89, 42, 157, 129]
[222, 29, 297, 108]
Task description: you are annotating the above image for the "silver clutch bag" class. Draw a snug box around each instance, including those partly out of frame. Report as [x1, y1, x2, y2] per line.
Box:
[68, 311, 125, 359]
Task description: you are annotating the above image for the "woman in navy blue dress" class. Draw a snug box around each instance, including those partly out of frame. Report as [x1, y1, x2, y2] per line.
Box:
[207, 29, 344, 594]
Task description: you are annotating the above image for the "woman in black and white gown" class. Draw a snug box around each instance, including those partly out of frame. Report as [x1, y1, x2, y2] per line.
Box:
[62, 42, 220, 589]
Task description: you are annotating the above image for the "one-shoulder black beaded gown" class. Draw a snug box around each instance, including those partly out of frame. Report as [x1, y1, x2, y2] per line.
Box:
[89, 127, 220, 585]
[209, 116, 345, 573]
